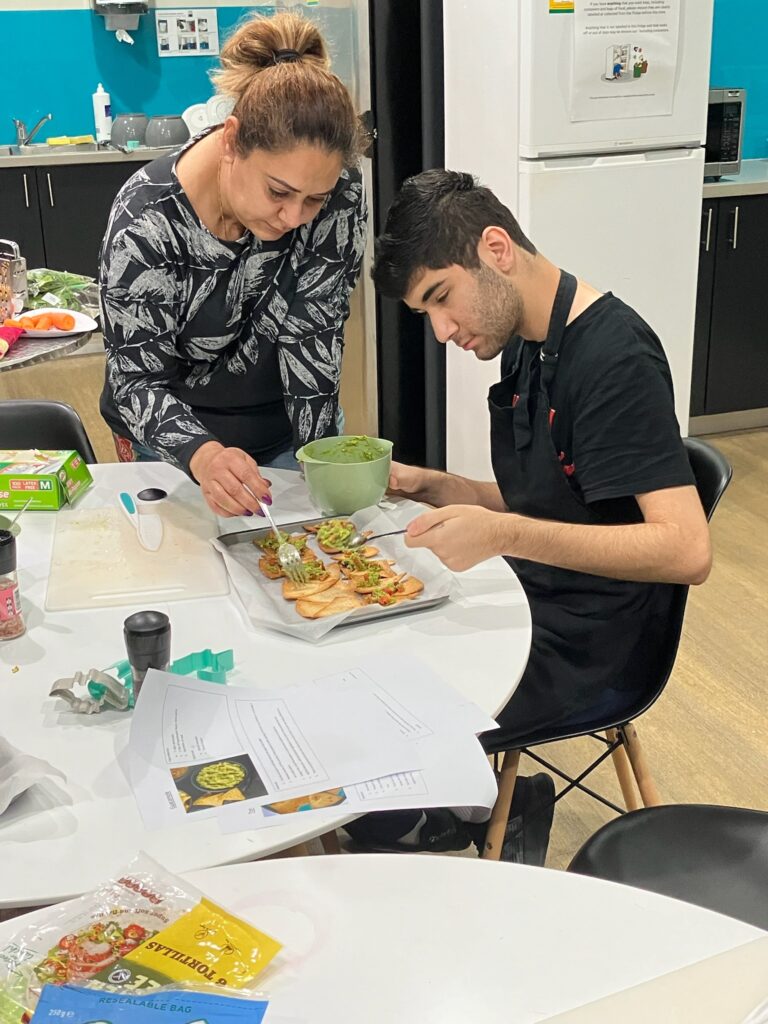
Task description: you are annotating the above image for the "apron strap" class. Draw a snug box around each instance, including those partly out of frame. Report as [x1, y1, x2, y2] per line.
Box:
[540, 270, 578, 393]
[511, 269, 578, 450]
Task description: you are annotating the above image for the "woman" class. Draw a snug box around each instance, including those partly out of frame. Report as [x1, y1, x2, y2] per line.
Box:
[99, 12, 366, 518]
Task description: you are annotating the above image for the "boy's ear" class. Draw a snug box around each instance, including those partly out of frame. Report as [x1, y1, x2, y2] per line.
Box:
[479, 226, 517, 274]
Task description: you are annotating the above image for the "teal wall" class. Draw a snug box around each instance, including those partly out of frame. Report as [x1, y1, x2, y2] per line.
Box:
[0, 4, 354, 146]
[710, 0, 768, 159]
[3, 2, 766, 159]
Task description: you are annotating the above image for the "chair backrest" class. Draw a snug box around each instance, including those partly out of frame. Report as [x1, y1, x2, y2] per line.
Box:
[0, 400, 97, 464]
[683, 437, 733, 521]
[568, 804, 768, 931]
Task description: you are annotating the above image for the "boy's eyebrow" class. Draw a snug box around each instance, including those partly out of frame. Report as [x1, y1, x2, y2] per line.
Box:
[421, 279, 446, 304]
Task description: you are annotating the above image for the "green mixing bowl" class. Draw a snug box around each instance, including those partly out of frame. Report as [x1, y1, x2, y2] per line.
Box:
[296, 435, 393, 516]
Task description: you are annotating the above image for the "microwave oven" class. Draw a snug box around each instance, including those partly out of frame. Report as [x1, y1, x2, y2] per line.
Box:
[705, 88, 746, 179]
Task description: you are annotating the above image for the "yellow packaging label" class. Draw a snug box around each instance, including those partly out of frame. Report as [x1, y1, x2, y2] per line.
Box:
[122, 898, 282, 988]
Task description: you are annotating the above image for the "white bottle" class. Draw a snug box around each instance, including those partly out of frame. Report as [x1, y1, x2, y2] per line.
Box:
[92, 83, 112, 143]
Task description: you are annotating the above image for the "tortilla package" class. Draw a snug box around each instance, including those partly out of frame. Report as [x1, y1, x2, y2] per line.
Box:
[0, 854, 201, 1024]
[95, 898, 282, 991]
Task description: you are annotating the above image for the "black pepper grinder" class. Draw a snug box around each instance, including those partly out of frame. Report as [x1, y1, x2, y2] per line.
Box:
[123, 611, 171, 703]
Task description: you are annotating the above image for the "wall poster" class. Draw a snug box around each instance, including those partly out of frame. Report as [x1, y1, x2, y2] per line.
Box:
[570, 0, 681, 122]
[156, 8, 220, 57]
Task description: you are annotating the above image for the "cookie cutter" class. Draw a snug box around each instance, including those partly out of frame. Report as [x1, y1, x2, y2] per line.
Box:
[50, 649, 235, 714]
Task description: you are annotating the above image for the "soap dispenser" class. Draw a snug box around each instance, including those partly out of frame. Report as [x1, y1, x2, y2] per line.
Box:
[92, 83, 112, 143]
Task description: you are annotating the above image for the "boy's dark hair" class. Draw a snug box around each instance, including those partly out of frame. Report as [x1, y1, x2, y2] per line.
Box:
[372, 169, 536, 299]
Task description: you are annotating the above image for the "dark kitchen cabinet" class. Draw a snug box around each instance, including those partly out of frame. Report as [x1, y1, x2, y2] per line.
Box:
[0, 167, 46, 269]
[36, 162, 145, 278]
[690, 193, 768, 416]
[0, 159, 147, 279]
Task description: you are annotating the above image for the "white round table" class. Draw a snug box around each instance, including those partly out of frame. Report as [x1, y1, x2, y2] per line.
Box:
[0, 856, 762, 1022]
[0, 463, 531, 908]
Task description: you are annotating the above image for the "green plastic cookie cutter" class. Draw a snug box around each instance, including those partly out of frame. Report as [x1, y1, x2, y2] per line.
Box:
[88, 648, 235, 708]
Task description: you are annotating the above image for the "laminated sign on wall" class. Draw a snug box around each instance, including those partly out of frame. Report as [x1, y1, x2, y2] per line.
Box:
[156, 8, 219, 57]
[571, 0, 681, 122]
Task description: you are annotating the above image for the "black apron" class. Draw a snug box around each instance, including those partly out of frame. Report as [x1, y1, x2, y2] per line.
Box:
[488, 270, 677, 737]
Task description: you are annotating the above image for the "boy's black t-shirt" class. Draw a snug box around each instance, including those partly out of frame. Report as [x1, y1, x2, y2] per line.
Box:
[500, 293, 695, 523]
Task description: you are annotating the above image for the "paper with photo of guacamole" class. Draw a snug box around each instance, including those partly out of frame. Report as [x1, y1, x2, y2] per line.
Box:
[171, 754, 266, 813]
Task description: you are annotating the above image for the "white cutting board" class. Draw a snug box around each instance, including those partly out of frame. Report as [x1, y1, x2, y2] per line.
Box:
[46, 493, 229, 611]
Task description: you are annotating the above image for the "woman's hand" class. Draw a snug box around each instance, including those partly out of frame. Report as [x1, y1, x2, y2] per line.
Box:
[190, 441, 272, 517]
[405, 505, 508, 572]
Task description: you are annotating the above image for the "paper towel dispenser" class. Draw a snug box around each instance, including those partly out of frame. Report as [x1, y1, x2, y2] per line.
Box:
[92, 0, 149, 32]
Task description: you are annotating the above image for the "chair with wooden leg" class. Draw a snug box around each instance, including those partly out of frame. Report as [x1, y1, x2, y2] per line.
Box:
[481, 438, 733, 860]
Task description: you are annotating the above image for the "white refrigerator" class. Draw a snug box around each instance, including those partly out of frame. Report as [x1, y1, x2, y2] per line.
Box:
[441, 0, 714, 480]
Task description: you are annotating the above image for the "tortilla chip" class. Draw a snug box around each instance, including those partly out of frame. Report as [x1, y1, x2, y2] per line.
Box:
[400, 576, 424, 597]
[221, 787, 246, 803]
[282, 562, 342, 599]
[296, 589, 363, 619]
[193, 790, 231, 808]
[258, 555, 283, 580]
[351, 564, 399, 593]
[179, 791, 191, 810]
[313, 593, 365, 618]
[303, 518, 354, 534]
[332, 546, 380, 562]
[170, 767, 188, 780]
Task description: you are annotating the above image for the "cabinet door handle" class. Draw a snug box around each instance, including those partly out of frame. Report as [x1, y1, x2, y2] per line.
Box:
[46, 172, 55, 207]
[22, 173, 30, 209]
[730, 205, 740, 250]
[704, 207, 712, 252]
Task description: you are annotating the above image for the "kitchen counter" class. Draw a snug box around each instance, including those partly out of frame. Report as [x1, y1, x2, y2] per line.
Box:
[703, 159, 768, 198]
[0, 144, 175, 169]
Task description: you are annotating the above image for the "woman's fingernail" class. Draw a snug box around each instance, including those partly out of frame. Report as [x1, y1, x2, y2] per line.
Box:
[263, 495, 273, 505]
[244, 510, 254, 517]
[256, 508, 266, 517]
[263, 479, 272, 487]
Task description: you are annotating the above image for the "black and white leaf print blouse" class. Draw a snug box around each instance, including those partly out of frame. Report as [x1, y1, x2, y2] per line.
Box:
[98, 142, 367, 473]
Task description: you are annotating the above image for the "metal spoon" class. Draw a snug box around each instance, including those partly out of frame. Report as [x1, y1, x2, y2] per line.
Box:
[345, 528, 407, 550]
[0, 497, 32, 535]
[8, 497, 32, 527]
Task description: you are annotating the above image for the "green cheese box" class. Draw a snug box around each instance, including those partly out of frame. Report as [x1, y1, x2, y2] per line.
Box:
[0, 449, 93, 510]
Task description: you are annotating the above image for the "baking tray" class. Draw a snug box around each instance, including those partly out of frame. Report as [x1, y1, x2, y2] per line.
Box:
[217, 515, 451, 629]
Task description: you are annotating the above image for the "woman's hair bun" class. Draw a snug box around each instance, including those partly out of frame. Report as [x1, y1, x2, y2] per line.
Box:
[212, 11, 329, 93]
[208, 11, 362, 166]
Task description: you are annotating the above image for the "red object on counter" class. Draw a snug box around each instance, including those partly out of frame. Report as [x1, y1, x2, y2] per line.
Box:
[0, 326, 24, 358]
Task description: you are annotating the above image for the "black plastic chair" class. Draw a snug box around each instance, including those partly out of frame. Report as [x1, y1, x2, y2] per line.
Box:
[568, 804, 768, 931]
[0, 399, 97, 463]
[481, 438, 733, 859]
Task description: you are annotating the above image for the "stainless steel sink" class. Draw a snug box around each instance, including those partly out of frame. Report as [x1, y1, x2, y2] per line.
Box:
[6, 142, 102, 157]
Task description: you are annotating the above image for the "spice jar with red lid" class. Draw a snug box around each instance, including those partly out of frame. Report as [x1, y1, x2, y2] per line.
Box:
[0, 529, 25, 641]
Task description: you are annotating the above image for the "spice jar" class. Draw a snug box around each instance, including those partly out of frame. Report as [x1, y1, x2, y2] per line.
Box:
[0, 529, 25, 640]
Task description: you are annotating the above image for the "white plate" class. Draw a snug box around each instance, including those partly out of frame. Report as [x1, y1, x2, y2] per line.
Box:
[18, 308, 98, 338]
[182, 102, 209, 135]
[206, 94, 235, 126]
